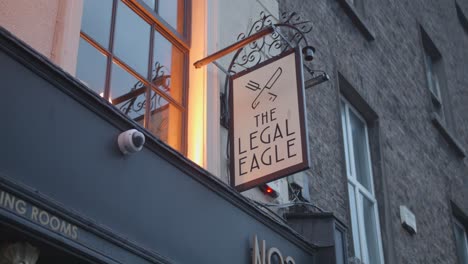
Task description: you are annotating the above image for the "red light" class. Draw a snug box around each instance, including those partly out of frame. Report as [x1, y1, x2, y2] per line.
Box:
[259, 184, 278, 198]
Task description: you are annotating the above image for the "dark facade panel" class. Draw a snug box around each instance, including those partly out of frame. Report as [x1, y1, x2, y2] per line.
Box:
[0, 28, 317, 264]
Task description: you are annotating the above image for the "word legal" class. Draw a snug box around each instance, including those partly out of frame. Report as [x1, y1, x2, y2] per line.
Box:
[237, 108, 297, 176]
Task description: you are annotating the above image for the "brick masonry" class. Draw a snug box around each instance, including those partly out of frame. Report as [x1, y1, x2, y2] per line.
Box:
[279, 0, 468, 263]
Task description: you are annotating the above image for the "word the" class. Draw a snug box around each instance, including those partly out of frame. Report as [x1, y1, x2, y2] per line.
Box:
[237, 108, 297, 176]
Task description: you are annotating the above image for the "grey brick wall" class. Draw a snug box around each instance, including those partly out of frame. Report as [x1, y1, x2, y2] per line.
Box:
[279, 0, 468, 263]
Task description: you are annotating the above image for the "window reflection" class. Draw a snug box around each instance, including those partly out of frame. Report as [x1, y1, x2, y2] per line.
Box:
[148, 93, 182, 151]
[110, 62, 147, 122]
[341, 101, 353, 177]
[152, 30, 184, 103]
[114, 0, 151, 76]
[349, 110, 372, 191]
[76, 38, 107, 95]
[348, 184, 362, 260]
[362, 195, 381, 264]
[78, 0, 187, 154]
[159, 0, 184, 33]
[142, 0, 155, 10]
[81, 0, 113, 48]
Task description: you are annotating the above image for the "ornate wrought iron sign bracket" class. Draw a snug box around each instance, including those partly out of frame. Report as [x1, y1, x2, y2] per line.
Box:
[193, 12, 330, 128]
[193, 26, 275, 69]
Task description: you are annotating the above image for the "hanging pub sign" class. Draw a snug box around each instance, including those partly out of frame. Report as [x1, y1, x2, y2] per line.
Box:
[229, 48, 310, 191]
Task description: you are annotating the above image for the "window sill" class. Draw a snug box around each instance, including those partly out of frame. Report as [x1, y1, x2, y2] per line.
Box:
[431, 114, 466, 158]
[337, 0, 375, 41]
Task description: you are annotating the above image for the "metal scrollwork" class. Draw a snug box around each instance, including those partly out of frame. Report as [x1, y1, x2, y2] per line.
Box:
[231, 11, 278, 73]
[229, 11, 312, 75]
[281, 12, 313, 43]
[221, 11, 313, 126]
[116, 61, 171, 121]
[117, 79, 145, 118]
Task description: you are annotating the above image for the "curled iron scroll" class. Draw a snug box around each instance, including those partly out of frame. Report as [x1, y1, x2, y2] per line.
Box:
[221, 11, 313, 127]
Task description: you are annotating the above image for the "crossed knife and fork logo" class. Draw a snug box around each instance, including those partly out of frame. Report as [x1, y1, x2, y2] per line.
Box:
[245, 67, 283, 110]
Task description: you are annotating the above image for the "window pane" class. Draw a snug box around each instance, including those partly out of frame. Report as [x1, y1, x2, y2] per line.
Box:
[81, 0, 113, 48]
[114, 1, 151, 76]
[362, 195, 382, 264]
[148, 94, 182, 151]
[341, 101, 352, 177]
[348, 184, 362, 260]
[432, 70, 441, 99]
[424, 54, 433, 88]
[158, 0, 184, 33]
[349, 110, 372, 190]
[110, 62, 147, 122]
[76, 38, 107, 95]
[454, 221, 468, 264]
[334, 228, 345, 264]
[142, 0, 155, 10]
[424, 53, 442, 100]
[152, 30, 184, 103]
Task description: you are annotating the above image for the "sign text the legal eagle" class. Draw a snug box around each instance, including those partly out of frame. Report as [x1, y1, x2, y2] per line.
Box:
[230, 48, 309, 191]
[236, 107, 297, 176]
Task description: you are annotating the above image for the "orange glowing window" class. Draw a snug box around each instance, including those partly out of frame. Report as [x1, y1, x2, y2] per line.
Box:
[77, 0, 189, 154]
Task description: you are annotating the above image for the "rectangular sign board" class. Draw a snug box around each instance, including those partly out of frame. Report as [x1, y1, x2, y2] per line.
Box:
[229, 48, 310, 191]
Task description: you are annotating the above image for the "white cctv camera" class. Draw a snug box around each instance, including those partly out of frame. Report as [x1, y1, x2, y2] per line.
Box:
[118, 129, 145, 155]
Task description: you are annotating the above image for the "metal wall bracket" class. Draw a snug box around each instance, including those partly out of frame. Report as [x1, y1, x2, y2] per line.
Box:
[193, 11, 329, 128]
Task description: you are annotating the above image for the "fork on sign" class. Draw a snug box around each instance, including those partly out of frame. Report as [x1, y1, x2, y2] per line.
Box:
[245, 80, 260, 91]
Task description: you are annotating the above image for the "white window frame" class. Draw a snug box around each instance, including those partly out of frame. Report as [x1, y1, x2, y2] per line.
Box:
[454, 218, 468, 264]
[341, 97, 385, 264]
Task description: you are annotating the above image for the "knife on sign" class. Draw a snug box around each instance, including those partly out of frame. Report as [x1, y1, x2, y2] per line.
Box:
[251, 67, 283, 109]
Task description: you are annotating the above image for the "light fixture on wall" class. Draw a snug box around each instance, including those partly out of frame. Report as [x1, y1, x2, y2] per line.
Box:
[305, 72, 330, 88]
[302, 46, 316, 61]
[259, 184, 279, 198]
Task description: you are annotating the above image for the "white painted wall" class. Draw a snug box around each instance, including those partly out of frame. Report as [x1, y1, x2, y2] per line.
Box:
[0, 0, 83, 75]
